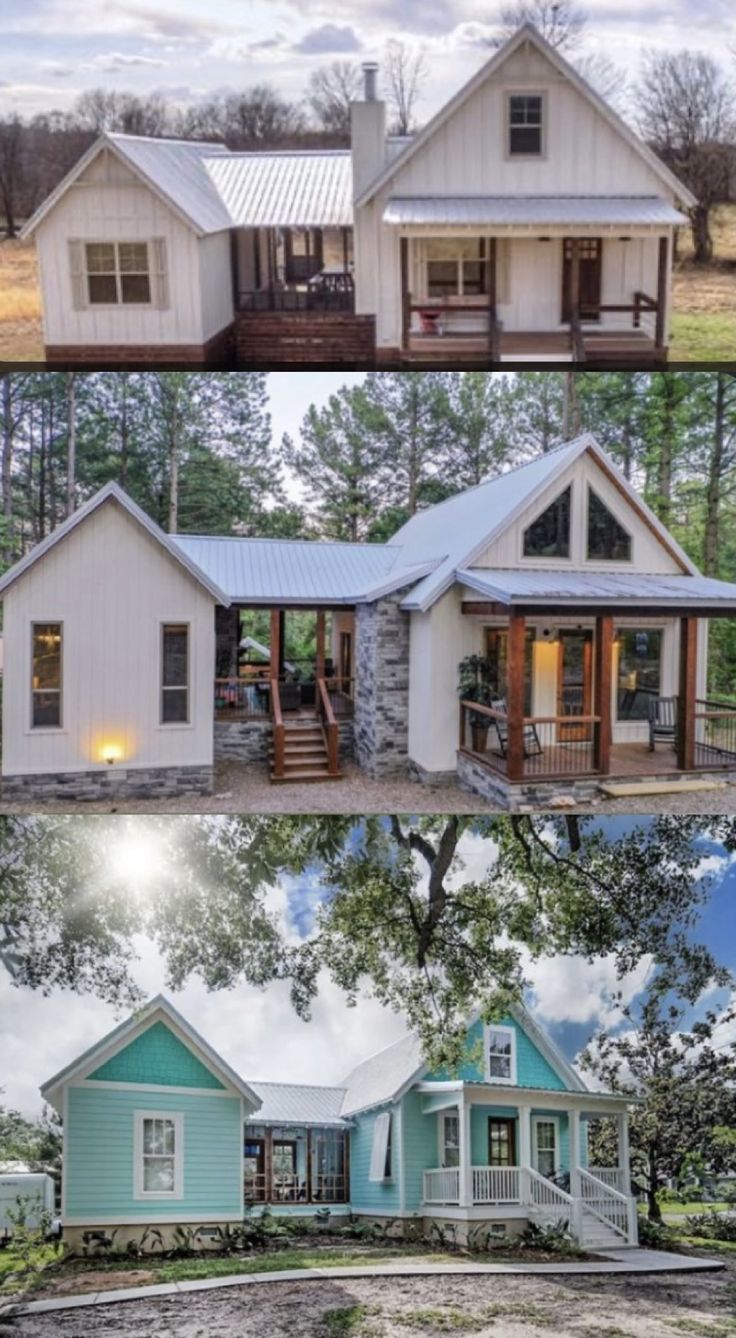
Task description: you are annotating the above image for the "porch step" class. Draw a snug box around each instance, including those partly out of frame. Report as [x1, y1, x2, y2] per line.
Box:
[598, 778, 728, 799]
[270, 720, 342, 783]
[271, 769, 343, 783]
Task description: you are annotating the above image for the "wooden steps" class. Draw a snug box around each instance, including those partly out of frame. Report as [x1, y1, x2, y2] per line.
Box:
[269, 720, 342, 783]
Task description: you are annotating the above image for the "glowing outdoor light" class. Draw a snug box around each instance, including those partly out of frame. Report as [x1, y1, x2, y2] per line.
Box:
[101, 742, 123, 766]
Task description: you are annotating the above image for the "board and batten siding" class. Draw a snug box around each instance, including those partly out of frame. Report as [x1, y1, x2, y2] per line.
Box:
[35, 151, 232, 347]
[349, 1103, 402, 1214]
[2, 500, 217, 777]
[64, 1086, 242, 1222]
[355, 41, 675, 346]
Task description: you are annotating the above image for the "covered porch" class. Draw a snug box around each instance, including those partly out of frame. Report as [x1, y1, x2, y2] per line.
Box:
[387, 197, 685, 366]
[417, 1083, 638, 1247]
[457, 573, 736, 793]
[234, 224, 355, 314]
[243, 1122, 349, 1207]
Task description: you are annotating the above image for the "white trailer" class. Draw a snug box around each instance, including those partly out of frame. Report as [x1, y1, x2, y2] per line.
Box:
[0, 1173, 56, 1241]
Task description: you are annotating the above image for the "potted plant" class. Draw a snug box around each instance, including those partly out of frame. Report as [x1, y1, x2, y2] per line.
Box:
[457, 654, 494, 752]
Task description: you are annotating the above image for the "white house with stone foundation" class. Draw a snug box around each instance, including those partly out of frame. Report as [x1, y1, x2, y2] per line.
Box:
[3, 432, 736, 808]
[21, 25, 694, 369]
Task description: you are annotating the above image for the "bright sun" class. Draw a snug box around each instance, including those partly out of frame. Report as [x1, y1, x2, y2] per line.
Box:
[106, 822, 166, 891]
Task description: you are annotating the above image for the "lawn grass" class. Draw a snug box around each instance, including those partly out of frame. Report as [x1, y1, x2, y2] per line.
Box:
[677, 1237, 736, 1256]
[662, 1202, 731, 1217]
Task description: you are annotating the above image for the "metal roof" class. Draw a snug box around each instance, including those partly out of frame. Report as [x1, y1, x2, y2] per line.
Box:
[459, 568, 736, 608]
[383, 196, 688, 228]
[205, 151, 353, 228]
[110, 135, 233, 234]
[340, 1032, 425, 1117]
[246, 1082, 350, 1128]
[170, 534, 433, 605]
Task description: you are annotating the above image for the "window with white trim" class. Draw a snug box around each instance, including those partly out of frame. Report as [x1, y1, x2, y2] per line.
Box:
[508, 94, 543, 155]
[485, 1025, 517, 1085]
[440, 1111, 460, 1168]
[86, 242, 151, 305]
[368, 1111, 392, 1182]
[161, 623, 190, 724]
[534, 1118, 558, 1178]
[134, 1112, 183, 1199]
[31, 622, 62, 728]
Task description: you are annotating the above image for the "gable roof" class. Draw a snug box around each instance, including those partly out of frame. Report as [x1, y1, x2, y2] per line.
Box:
[458, 567, 736, 610]
[356, 24, 696, 210]
[339, 1003, 585, 1118]
[0, 482, 229, 605]
[41, 995, 261, 1111]
[394, 433, 698, 613]
[246, 1081, 350, 1127]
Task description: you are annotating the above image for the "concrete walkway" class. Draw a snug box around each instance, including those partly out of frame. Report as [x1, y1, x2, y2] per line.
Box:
[9, 1249, 724, 1317]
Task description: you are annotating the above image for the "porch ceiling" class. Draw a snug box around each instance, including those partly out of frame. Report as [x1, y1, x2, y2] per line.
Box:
[383, 196, 688, 228]
[458, 567, 736, 614]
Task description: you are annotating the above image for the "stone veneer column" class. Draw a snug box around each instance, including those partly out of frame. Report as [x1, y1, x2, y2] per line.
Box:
[354, 591, 411, 777]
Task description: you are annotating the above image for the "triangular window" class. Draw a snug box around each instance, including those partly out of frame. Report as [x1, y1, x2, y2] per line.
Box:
[523, 486, 571, 558]
[587, 489, 631, 561]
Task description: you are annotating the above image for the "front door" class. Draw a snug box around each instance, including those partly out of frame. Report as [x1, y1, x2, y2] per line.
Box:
[533, 1118, 558, 1179]
[488, 1118, 517, 1167]
[561, 238, 602, 322]
[557, 630, 593, 741]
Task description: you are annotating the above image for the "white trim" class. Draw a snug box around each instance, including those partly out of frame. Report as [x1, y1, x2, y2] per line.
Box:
[240, 1098, 246, 1218]
[532, 1114, 560, 1175]
[438, 1108, 461, 1169]
[484, 1024, 517, 1086]
[63, 1212, 245, 1226]
[61, 1085, 69, 1221]
[80, 1080, 239, 1098]
[133, 1110, 184, 1201]
[397, 1100, 405, 1213]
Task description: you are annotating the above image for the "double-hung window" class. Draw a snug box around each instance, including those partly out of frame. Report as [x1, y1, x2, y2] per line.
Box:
[485, 1025, 517, 1084]
[441, 1112, 460, 1168]
[134, 1112, 183, 1199]
[508, 94, 544, 155]
[86, 242, 151, 305]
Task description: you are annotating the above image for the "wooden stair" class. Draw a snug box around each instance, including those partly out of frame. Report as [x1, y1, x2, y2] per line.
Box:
[269, 719, 342, 783]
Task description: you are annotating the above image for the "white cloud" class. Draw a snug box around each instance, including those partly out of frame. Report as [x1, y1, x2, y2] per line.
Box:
[525, 951, 654, 1028]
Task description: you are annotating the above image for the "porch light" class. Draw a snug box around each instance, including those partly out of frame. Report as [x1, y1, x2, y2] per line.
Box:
[541, 626, 558, 643]
[101, 742, 123, 766]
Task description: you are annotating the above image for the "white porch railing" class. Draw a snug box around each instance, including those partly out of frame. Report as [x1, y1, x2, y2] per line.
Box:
[579, 1167, 631, 1241]
[589, 1166, 628, 1194]
[472, 1166, 521, 1204]
[423, 1167, 460, 1204]
[527, 1166, 575, 1213]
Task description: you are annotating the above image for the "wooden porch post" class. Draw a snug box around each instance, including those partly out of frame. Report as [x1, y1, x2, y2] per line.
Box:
[229, 229, 239, 311]
[569, 239, 581, 321]
[655, 235, 668, 349]
[270, 607, 282, 678]
[506, 611, 526, 782]
[593, 615, 613, 775]
[400, 237, 410, 350]
[617, 1112, 630, 1194]
[315, 609, 326, 680]
[488, 237, 498, 362]
[306, 1128, 313, 1203]
[518, 1104, 532, 1205]
[677, 615, 697, 770]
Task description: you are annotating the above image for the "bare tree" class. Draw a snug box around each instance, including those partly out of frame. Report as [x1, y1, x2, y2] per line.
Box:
[383, 41, 427, 135]
[488, 0, 586, 50]
[574, 51, 627, 108]
[307, 61, 363, 137]
[0, 117, 25, 238]
[637, 50, 736, 263]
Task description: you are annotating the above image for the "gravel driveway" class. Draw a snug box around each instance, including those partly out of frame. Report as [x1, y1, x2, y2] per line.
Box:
[11, 1262, 736, 1338]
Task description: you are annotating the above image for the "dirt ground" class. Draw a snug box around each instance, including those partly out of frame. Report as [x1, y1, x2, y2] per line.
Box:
[11, 1261, 736, 1338]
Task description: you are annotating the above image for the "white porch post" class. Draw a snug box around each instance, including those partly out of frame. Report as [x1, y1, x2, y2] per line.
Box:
[458, 1093, 472, 1207]
[618, 1111, 630, 1194]
[518, 1104, 532, 1203]
[568, 1109, 581, 1198]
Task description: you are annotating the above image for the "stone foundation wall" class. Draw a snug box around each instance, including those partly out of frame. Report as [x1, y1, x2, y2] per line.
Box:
[2, 765, 213, 802]
[408, 760, 458, 787]
[214, 721, 270, 763]
[457, 752, 602, 811]
[354, 592, 411, 777]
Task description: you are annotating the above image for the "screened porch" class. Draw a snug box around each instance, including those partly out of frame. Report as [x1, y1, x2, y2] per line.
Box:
[243, 1124, 349, 1206]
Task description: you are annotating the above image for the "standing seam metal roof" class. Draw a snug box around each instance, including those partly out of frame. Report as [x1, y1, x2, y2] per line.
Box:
[110, 135, 234, 234]
[383, 196, 688, 228]
[245, 1082, 349, 1127]
[205, 151, 353, 228]
[458, 568, 736, 605]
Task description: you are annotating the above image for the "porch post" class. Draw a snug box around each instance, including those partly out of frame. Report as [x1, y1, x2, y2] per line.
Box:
[617, 1111, 630, 1194]
[569, 239, 581, 321]
[458, 1093, 471, 1207]
[400, 237, 410, 351]
[270, 608, 283, 679]
[518, 1104, 532, 1204]
[593, 614, 613, 774]
[487, 237, 498, 363]
[677, 615, 697, 771]
[568, 1109, 581, 1198]
[315, 609, 326, 681]
[655, 235, 668, 349]
[506, 611, 526, 782]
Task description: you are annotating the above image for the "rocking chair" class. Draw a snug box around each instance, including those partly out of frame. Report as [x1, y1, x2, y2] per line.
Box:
[490, 698, 543, 758]
[648, 696, 677, 752]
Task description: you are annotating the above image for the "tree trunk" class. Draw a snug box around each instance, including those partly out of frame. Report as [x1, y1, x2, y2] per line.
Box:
[656, 375, 677, 527]
[690, 205, 713, 265]
[168, 391, 179, 533]
[1, 374, 13, 562]
[119, 373, 129, 488]
[562, 372, 581, 439]
[66, 373, 77, 517]
[647, 1147, 662, 1222]
[703, 374, 725, 577]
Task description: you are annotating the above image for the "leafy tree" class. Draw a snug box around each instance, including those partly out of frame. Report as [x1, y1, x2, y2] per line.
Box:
[581, 993, 736, 1220]
[0, 1103, 62, 1178]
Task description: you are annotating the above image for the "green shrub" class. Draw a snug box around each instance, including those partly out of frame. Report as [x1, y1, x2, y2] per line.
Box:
[684, 1211, 736, 1242]
[519, 1220, 577, 1254]
[637, 1217, 676, 1249]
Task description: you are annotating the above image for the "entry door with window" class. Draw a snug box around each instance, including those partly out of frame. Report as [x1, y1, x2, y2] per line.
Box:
[561, 238, 602, 322]
[243, 1137, 266, 1201]
[557, 630, 593, 741]
[441, 1112, 460, 1168]
[272, 1140, 298, 1200]
[533, 1119, 558, 1179]
[488, 1118, 516, 1167]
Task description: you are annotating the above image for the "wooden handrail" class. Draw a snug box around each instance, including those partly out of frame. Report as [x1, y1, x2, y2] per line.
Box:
[271, 677, 285, 779]
[317, 676, 340, 776]
[523, 713, 601, 726]
[459, 699, 508, 721]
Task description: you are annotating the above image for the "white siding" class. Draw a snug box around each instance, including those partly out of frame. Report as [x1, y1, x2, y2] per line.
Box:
[2, 503, 216, 777]
[35, 152, 229, 347]
[198, 231, 234, 340]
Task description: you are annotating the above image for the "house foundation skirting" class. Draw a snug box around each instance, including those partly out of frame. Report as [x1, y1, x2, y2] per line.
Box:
[44, 324, 234, 368]
[1, 765, 213, 802]
[456, 752, 602, 811]
[409, 760, 459, 787]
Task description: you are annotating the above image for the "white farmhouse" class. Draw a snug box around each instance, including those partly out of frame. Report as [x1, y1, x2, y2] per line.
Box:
[21, 26, 694, 368]
[2, 433, 736, 809]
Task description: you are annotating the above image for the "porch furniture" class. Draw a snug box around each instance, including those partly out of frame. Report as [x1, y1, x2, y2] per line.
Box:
[490, 698, 543, 759]
[648, 696, 677, 751]
[279, 681, 302, 712]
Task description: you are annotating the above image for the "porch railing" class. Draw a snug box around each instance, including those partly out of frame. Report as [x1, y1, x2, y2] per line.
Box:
[324, 676, 355, 718]
[527, 1166, 574, 1214]
[578, 1167, 632, 1241]
[238, 287, 354, 314]
[423, 1167, 460, 1204]
[588, 1166, 628, 1194]
[694, 698, 736, 769]
[472, 1166, 521, 1204]
[459, 700, 600, 781]
[244, 1171, 347, 1205]
[214, 676, 271, 721]
[317, 675, 340, 777]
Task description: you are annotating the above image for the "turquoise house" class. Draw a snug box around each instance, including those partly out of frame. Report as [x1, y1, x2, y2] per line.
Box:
[43, 996, 638, 1251]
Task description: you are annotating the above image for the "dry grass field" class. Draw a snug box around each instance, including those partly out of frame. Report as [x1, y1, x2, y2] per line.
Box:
[1, 208, 735, 364]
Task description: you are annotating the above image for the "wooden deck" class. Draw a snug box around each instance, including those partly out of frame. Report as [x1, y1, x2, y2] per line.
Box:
[608, 743, 680, 777]
[403, 329, 663, 366]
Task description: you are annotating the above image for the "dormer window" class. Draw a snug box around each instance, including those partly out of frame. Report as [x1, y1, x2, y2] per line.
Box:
[485, 1024, 516, 1085]
[508, 94, 543, 155]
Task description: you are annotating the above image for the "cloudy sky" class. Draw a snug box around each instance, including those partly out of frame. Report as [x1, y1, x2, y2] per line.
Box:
[2, 0, 734, 119]
[2, 816, 735, 1119]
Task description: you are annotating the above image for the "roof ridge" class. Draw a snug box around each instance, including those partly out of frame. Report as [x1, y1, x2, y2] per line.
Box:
[107, 132, 226, 149]
[251, 1079, 347, 1091]
[342, 1029, 416, 1079]
[173, 534, 398, 551]
[208, 149, 351, 160]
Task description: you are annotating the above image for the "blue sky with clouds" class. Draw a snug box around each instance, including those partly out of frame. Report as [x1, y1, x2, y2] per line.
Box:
[2, 816, 735, 1118]
[2, 0, 734, 119]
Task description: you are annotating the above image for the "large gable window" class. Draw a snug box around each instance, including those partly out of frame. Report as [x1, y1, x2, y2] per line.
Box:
[523, 485, 571, 558]
[134, 1112, 183, 1199]
[31, 622, 62, 728]
[508, 94, 543, 156]
[485, 1024, 517, 1085]
[587, 488, 632, 561]
[86, 242, 151, 305]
